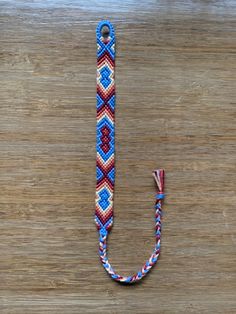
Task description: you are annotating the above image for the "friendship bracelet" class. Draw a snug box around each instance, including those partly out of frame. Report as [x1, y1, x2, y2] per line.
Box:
[95, 20, 165, 283]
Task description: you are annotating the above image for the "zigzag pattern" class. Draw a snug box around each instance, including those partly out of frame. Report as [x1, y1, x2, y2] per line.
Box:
[95, 21, 116, 230]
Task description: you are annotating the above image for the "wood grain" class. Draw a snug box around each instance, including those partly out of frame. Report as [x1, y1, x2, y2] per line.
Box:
[0, 1, 235, 313]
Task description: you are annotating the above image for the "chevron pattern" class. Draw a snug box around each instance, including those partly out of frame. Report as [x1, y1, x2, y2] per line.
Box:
[95, 21, 116, 230]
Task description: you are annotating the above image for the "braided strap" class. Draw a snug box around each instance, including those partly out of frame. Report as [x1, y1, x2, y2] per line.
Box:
[95, 21, 166, 283]
[99, 170, 165, 283]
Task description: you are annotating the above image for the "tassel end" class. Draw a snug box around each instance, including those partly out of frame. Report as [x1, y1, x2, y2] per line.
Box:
[152, 169, 165, 193]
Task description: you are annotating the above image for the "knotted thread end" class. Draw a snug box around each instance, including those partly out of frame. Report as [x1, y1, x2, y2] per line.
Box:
[152, 169, 165, 193]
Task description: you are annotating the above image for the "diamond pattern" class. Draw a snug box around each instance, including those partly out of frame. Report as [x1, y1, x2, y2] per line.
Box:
[100, 66, 112, 89]
[95, 21, 116, 231]
[98, 188, 111, 211]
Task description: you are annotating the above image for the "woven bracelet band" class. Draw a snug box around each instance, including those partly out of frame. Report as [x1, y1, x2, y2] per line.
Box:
[95, 20, 165, 283]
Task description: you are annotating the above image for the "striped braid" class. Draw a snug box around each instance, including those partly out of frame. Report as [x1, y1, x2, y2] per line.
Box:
[95, 20, 166, 283]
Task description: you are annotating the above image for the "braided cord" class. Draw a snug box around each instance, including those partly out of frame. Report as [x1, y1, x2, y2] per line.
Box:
[95, 20, 166, 283]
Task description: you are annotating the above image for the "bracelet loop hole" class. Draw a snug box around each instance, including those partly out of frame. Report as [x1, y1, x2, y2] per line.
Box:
[101, 25, 110, 39]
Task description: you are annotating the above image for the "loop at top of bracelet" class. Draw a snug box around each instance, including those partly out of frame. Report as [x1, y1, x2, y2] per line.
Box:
[96, 20, 115, 43]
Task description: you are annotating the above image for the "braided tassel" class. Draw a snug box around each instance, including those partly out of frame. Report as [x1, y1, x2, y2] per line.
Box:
[98, 169, 165, 284]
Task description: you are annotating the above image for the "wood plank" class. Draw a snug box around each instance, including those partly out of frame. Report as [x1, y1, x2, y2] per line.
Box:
[0, 1, 235, 313]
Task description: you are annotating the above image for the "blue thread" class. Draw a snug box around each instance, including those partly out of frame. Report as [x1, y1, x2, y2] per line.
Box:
[152, 256, 158, 263]
[125, 276, 132, 283]
[156, 193, 165, 199]
[96, 20, 115, 39]
[96, 20, 115, 59]
[98, 188, 111, 211]
[156, 230, 161, 237]
[100, 66, 112, 89]
[99, 227, 108, 240]
[155, 203, 161, 209]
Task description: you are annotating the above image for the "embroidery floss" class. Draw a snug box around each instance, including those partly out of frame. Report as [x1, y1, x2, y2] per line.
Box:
[95, 20, 165, 283]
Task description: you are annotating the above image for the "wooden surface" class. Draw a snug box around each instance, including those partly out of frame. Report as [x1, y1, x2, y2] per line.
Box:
[0, 1, 236, 313]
